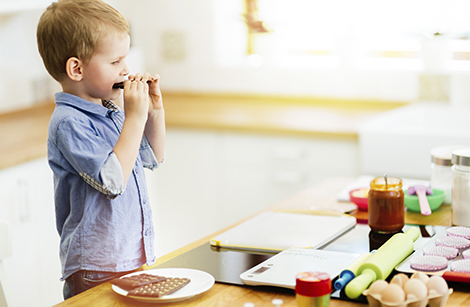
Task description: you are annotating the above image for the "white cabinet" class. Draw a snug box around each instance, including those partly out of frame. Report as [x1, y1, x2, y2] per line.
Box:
[0, 158, 62, 307]
[218, 133, 359, 226]
[147, 129, 359, 257]
[145, 130, 222, 258]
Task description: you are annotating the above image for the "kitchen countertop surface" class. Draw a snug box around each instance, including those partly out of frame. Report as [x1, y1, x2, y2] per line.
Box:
[0, 102, 55, 170]
[0, 92, 406, 170]
[52, 177, 469, 307]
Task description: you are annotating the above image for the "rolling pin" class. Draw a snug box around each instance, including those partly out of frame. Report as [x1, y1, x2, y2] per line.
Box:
[345, 227, 420, 299]
[333, 252, 372, 290]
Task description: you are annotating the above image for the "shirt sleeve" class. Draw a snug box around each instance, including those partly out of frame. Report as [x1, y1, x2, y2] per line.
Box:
[100, 152, 124, 195]
[140, 135, 162, 171]
[55, 116, 125, 198]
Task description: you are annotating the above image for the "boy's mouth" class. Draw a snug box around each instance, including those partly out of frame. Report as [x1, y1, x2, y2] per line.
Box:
[112, 81, 127, 89]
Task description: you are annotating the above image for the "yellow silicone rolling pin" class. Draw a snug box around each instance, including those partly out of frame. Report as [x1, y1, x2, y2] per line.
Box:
[345, 227, 420, 299]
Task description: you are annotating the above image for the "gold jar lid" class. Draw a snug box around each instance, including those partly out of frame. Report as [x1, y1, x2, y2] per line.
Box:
[370, 176, 402, 191]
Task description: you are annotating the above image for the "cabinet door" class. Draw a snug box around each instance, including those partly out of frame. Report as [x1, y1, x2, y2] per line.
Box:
[220, 133, 359, 226]
[146, 129, 222, 258]
[0, 158, 62, 307]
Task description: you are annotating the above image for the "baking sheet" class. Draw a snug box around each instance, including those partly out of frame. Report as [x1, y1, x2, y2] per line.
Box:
[396, 227, 470, 283]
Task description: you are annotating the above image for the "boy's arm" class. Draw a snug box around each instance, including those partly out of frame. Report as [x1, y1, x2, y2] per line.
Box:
[144, 108, 165, 164]
[144, 74, 165, 164]
[113, 79, 149, 185]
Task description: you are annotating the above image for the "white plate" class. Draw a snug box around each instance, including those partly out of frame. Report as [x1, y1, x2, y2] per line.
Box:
[112, 268, 215, 303]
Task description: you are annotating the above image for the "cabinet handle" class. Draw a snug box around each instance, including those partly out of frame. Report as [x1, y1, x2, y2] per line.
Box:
[17, 179, 30, 223]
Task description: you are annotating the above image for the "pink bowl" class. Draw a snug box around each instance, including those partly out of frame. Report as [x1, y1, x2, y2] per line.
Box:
[349, 188, 369, 211]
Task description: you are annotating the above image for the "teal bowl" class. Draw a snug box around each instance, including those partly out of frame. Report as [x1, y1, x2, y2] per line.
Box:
[404, 188, 446, 213]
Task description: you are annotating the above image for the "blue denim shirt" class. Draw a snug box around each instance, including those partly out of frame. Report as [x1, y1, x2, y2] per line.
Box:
[48, 92, 160, 280]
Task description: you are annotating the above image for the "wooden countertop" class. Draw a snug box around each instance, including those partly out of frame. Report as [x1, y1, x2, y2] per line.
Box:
[0, 102, 55, 170]
[163, 92, 406, 139]
[0, 92, 406, 170]
[52, 177, 469, 307]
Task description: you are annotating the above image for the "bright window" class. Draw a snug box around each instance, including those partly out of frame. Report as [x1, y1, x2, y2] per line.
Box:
[217, 0, 470, 70]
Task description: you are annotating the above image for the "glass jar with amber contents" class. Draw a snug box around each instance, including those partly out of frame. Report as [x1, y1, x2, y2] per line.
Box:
[368, 176, 404, 233]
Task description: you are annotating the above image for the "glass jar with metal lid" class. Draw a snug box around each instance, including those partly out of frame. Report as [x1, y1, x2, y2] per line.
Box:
[368, 176, 404, 233]
[451, 148, 470, 226]
[431, 145, 467, 204]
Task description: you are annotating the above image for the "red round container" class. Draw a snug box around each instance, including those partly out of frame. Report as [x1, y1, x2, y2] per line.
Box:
[295, 272, 331, 297]
[349, 188, 369, 211]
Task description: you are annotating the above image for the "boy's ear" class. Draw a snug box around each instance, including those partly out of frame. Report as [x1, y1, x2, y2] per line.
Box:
[65, 57, 83, 82]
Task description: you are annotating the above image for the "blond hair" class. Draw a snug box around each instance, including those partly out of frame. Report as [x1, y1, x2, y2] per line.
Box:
[37, 0, 130, 82]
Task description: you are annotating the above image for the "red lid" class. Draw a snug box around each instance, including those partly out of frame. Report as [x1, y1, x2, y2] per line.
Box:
[295, 272, 331, 297]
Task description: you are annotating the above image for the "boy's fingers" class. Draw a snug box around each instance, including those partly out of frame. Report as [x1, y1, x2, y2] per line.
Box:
[149, 74, 160, 83]
[127, 72, 160, 83]
[143, 72, 151, 81]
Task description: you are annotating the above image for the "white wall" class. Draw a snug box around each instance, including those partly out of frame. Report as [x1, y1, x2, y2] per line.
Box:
[0, 0, 141, 113]
[0, 3, 56, 113]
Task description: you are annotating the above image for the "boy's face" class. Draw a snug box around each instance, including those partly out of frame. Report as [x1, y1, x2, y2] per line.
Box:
[80, 31, 130, 102]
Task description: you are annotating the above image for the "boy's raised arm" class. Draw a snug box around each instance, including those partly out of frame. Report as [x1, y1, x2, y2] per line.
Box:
[113, 79, 149, 185]
[144, 73, 165, 164]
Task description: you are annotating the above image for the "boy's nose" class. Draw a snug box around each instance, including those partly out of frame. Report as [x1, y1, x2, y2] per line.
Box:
[122, 62, 129, 75]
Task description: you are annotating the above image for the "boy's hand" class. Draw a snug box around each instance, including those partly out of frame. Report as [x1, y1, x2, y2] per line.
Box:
[123, 74, 150, 122]
[130, 72, 163, 112]
[144, 72, 163, 113]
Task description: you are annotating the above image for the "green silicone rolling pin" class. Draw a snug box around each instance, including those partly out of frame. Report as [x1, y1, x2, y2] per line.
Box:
[345, 227, 420, 299]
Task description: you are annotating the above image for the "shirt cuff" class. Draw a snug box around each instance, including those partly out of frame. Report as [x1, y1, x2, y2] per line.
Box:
[140, 135, 162, 170]
[101, 152, 125, 196]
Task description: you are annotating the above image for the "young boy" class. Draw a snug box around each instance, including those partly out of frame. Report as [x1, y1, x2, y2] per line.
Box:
[36, 0, 165, 299]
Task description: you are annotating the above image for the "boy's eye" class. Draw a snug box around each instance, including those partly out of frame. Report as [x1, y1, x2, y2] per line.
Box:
[111, 61, 120, 65]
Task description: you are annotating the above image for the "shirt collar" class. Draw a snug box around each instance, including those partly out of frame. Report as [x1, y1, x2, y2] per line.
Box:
[102, 100, 120, 112]
[55, 92, 119, 116]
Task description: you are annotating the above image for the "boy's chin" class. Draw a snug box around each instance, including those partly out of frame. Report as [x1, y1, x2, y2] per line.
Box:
[107, 90, 122, 101]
